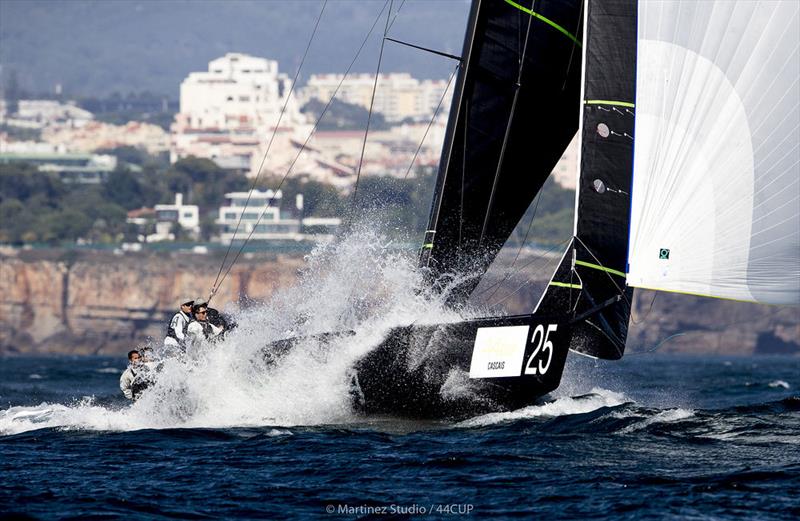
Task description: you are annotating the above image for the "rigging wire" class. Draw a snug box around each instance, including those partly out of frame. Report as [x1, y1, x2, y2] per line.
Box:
[402, 64, 459, 181]
[472, 235, 572, 299]
[210, 0, 328, 299]
[480, 187, 544, 305]
[349, 0, 394, 216]
[211, 0, 401, 297]
[477, 237, 573, 309]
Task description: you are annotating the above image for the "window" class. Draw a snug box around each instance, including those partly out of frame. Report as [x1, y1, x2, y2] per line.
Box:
[183, 211, 193, 219]
[239, 96, 250, 102]
[224, 212, 238, 220]
[157, 210, 179, 221]
[254, 224, 297, 233]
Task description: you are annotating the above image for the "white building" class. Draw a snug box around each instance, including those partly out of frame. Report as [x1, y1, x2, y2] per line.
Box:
[152, 193, 200, 241]
[0, 100, 94, 128]
[170, 53, 309, 173]
[217, 189, 301, 243]
[302, 73, 452, 123]
[217, 189, 341, 243]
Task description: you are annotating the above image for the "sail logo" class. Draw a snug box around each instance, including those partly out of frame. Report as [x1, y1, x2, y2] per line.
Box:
[659, 248, 670, 260]
[469, 326, 529, 378]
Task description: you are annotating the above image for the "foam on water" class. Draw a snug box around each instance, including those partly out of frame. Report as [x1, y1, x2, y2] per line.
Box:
[616, 408, 695, 434]
[457, 388, 629, 427]
[768, 380, 790, 389]
[1, 226, 472, 435]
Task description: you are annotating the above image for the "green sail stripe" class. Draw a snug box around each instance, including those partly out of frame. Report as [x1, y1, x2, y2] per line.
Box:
[422, 243, 434, 249]
[575, 259, 626, 278]
[503, 0, 582, 47]
[584, 99, 635, 108]
[549, 281, 583, 289]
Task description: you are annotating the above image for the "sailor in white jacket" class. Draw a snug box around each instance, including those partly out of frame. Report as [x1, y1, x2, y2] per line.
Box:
[186, 303, 224, 346]
[164, 298, 194, 348]
[119, 350, 143, 400]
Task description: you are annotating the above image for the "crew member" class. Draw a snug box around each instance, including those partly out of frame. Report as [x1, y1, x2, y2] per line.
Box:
[120, 350, 143, 401]
[192, 296, 234, 335]
[164, 298, 194, 348]
[186, 302, 224, 345]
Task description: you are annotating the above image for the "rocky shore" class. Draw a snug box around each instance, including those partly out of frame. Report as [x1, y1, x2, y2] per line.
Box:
[1, 248, 797, 356]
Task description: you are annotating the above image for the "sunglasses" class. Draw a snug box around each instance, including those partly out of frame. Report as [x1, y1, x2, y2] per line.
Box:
[195, 310, 208, 315]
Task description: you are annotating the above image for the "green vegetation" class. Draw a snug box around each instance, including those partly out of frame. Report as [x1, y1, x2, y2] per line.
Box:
[77, 92, 178, 131]
[0, 153, 247, 245]
[301, 98, 389, 132]
[0, 151, 575, 247]
[508, 177, 576, 245]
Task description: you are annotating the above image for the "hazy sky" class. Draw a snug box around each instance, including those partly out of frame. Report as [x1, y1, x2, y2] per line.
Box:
[0, 0, 470, 98]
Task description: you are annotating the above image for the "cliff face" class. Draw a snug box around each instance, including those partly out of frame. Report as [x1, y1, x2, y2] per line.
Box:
[0, 250, 304, 355]
[1, 249, 797, 356]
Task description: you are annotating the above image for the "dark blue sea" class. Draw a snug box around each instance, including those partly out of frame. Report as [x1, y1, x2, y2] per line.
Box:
[1, 354, 798, 520]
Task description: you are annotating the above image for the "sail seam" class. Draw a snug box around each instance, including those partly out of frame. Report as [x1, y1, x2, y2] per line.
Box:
[503, 0, 582, 47]
[575, 259, 625, 278]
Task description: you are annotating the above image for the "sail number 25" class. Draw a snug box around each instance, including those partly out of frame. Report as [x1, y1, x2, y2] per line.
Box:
[524, 324, 557, 375]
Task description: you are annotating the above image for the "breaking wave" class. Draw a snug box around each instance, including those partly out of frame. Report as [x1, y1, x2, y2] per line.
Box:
[457, 388, 629, 427]
[0, 225, 476, 435]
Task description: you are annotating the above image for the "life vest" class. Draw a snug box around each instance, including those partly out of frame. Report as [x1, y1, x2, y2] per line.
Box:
[166, 311, 190, 341]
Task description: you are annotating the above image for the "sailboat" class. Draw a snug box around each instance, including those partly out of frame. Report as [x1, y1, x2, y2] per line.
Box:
[280, 0, 800, 419]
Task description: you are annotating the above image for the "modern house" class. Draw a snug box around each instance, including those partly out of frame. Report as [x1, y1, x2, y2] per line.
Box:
[217, 189, 341, 243]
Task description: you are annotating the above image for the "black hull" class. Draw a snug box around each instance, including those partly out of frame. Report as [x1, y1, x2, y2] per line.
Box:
[264, 312, 574, 420]
[351, 314, 572, 420]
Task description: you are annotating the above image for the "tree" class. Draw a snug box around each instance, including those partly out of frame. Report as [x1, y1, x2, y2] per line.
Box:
[96, 145, 151, 167]
[300, 98, 389, 131]
[103, 167, 146, 210]
[3, 69, 21, 115]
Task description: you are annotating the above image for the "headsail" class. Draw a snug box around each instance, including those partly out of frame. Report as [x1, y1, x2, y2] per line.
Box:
[536, 0, 637, 359]
[420, 0, 584, 305]
[627, 0, 800, 305]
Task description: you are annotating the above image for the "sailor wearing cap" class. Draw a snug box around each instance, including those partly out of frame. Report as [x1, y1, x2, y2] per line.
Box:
[164, 297, 194, 348]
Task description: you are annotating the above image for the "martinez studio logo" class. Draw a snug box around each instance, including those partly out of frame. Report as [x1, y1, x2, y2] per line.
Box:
[659, 248, 670, 260]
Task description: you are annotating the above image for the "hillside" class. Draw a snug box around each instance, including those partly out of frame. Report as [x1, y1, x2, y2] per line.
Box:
[0, 0, 469, 97]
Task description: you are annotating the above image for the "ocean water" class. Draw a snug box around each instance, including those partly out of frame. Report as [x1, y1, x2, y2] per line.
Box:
[1, 354, 798, 520]
[2, 231, 799, 519]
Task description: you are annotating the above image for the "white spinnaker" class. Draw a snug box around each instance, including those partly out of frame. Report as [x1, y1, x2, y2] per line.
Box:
[628, 0, 800, 305]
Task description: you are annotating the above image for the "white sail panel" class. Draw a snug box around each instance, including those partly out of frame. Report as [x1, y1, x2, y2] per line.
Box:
[628, 0, 800, 305]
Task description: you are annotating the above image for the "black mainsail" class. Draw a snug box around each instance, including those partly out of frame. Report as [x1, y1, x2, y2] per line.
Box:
[419, 0, 584, 306]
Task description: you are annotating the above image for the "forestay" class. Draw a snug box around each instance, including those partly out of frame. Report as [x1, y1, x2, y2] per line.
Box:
[627, 0, 800, 305]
